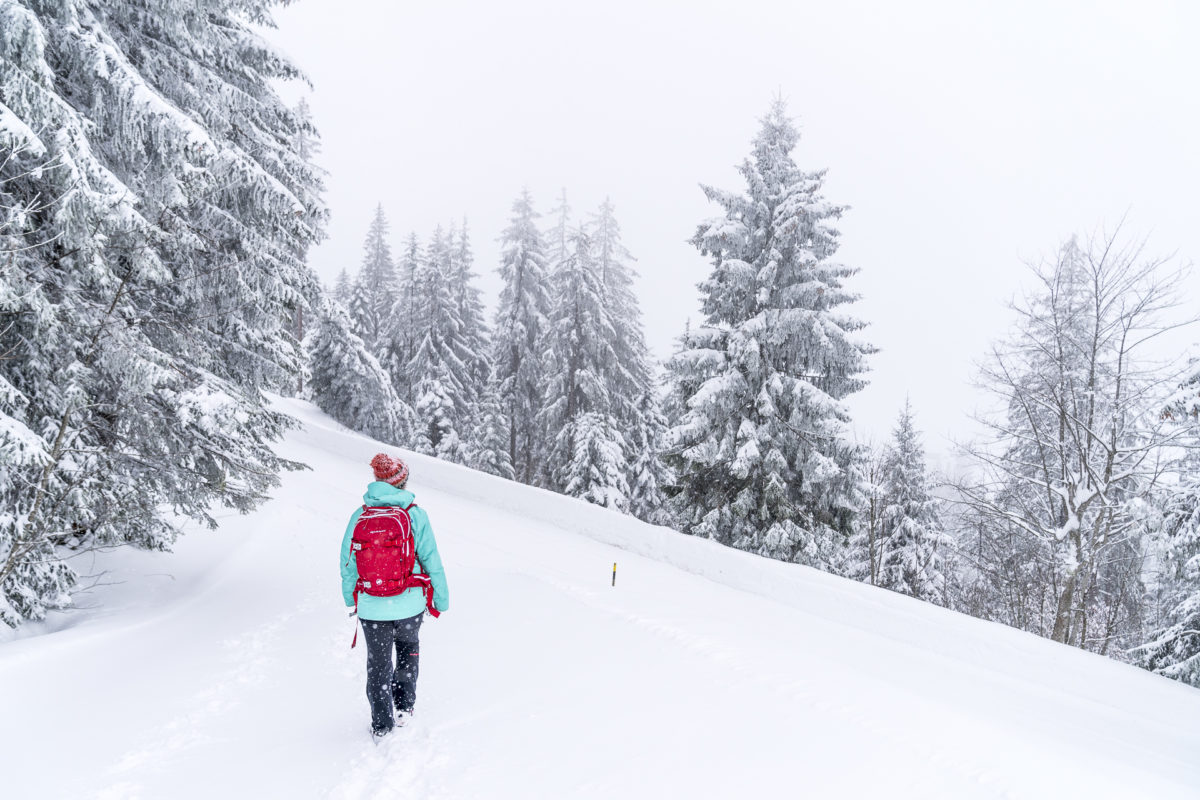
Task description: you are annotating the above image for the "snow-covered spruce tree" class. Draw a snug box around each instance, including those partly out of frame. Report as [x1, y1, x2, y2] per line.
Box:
[380, 231, 422, 402]
[1135, 368, 1200, 686]
[95, 4, 326, 393]
[0, 0, 324, 626]
[492, 190, 553, 483]
[397, 233, 422, 305]
[587, 197, 670, 515]
[332, 268, 354, 307]
[289, 97, 324, 398]
[347, 277, 373, 346]
[564, 412, 630, 509]
[845, 441, 886, 584]
[664, 101, 872, 568]
[348, 205, 398, 354]
[540, 229, 628, 508]
[468, 374, 516, 480]
[627, 388, 674, 525]
[307, 299, 412, 446]
[545, 188, 572, 275]
[451, 220, 491, 402]
[0, 137, 69, 626]
[414, 379, 464, 462]
[876, 401, 950, 604]
[590, 198, 651, 412]
[407, 227, 470, 462]
[293, 97, 320, 164]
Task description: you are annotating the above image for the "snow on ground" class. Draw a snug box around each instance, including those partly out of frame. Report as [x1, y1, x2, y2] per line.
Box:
[3, 398, 1200, 799]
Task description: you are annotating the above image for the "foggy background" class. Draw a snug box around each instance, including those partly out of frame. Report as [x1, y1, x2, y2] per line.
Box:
[265, 0, 1200, 457]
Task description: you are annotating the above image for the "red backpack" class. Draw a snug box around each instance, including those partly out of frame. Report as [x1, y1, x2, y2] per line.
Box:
[348, 503, 440, 647]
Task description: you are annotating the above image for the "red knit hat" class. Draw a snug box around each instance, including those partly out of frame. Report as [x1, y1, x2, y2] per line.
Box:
[370, 453, 409, 487]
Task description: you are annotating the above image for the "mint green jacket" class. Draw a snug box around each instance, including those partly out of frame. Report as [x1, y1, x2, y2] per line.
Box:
[340, 482, 449, 620]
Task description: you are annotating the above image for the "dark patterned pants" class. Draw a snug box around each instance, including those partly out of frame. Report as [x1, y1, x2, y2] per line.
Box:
[360, 613, 423, 734]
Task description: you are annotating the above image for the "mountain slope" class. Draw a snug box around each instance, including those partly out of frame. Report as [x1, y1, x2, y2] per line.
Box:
[2, 398, 1198, 799]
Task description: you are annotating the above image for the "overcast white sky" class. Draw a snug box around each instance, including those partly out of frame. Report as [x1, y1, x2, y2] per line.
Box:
[267, 0, 1200, 456]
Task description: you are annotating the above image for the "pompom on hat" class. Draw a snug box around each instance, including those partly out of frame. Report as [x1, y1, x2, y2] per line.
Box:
[370, 453, 409, 487]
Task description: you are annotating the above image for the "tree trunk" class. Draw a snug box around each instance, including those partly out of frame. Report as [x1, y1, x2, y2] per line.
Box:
[1052, 572, 1076, 643]
[1071, 565, 1093, 649]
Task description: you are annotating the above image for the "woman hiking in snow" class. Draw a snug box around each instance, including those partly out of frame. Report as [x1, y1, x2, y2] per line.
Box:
[341, 453, 449, 741]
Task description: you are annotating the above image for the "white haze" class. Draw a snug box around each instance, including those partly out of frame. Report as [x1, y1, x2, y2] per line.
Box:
[266, 0, 1200, 456]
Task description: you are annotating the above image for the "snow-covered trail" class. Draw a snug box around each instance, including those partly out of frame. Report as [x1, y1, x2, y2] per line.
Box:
[3, 399, 1200, 799]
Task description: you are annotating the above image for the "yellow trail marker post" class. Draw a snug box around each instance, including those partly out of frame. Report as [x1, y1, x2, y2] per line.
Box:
[612, 562, 617, 587]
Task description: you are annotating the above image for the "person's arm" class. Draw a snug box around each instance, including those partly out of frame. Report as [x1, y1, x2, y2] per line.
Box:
[340, 509, 363, 607]
[412, 507, 449, 613]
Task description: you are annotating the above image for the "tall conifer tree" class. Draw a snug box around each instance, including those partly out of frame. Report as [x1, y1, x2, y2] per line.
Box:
[407, 227, 470, 461]
[590, 198, 651, 417]
[493, 190, 553, 482]
[628, 388, 673, 525]
[308, 299, 413, 446]
[541, 229, 628, 508]
[877, 401, 949, 604]
[450, 220, 491, 403]
[333, 268, 353, 307]
[587, 198, 669, 518]
[349, 205, 397, 354]
[665, 101, 872, 568]
[381, 232, 422, 401]
[1137, 369, 1200, 687]
[0, 0, 325, 625]
[546, 188, 572, 275]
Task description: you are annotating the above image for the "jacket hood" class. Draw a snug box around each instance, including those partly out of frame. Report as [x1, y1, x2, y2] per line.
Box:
[363, 481, 416, 507]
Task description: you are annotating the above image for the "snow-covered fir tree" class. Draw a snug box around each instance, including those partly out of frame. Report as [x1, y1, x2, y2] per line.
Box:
[348, 205, 398, 354]
[398, 233, 423, 304]
[541, 229, 628, 508]
[546, 188, 572, 275]
[627, 388, 674, 525]
[665, 100, 872, 568]
[333, 268, 354, 307]
[0, 138, 69, 626]
[590, 198, 651, 414]
[876, 401, 949, 604]
[347, 278, 376, 350]
[289, 95, 324, 395]
[381, 232, 423, 401]
[449, 220, 492, 406]
[102, 5, 327, 394]
[563, 412, 630, 509]
[468, 375, 517, 480]
[1137, 368, 1200, 687]
[414, 379, 465, 462]
[846, 443, 887, 585]
[492, 190, 553, 483]
[587, 198, 670, 512]
[0, 0, 325, 626]
[407, 227, 471, 461]
[308, 299, 412, 446]
[293, 97, 321, 163]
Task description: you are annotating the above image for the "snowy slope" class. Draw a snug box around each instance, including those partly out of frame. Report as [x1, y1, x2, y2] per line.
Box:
[2, 398, 1199, 799]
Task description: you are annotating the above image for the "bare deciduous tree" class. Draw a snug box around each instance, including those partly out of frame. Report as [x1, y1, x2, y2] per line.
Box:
[954, 229, 1192, 651]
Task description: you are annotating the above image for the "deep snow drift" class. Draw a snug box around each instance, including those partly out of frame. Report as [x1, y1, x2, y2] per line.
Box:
[2, 398, 1199, 799]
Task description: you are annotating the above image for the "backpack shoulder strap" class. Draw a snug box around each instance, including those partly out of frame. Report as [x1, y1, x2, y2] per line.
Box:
[403, 503, 424, 574]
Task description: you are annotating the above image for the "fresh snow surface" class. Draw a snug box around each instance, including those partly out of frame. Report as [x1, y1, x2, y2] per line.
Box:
[2, 398, 1199, 799]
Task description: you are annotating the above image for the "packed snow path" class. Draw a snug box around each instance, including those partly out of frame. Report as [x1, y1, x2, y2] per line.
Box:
[3, 399, 1200, 799]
